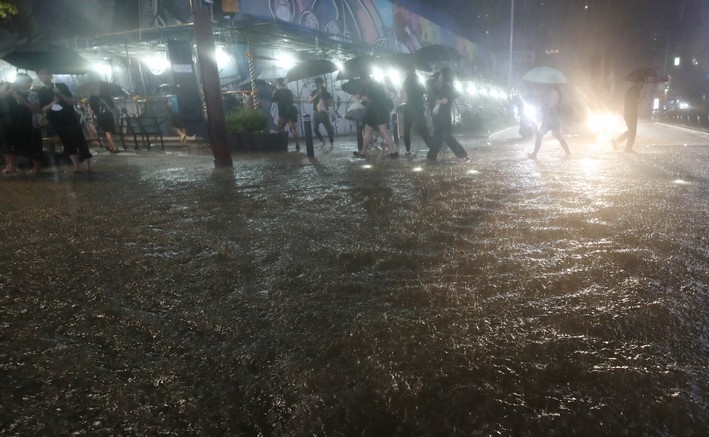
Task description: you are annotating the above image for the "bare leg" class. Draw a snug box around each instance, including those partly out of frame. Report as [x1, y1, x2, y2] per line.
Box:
[360, 125, 374, 155]
[377, 124, 398, 155]
[69, 154, 82, 173]
[105, 132, 118, 152]
[552, 129, 571, 156]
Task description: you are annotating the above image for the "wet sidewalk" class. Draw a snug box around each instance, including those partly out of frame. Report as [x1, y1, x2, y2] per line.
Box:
[2, 123, 708, 435]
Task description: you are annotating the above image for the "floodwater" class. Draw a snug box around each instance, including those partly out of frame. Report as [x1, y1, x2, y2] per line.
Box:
[1, 123, 708, 435]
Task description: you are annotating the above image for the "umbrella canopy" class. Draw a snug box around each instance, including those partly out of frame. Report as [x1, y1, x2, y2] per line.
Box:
[414, 44, 462, 68]
[522, 66, 567, 84]
[285, 59, 338, 83]
[236, 78, 275, 100]
[341, 78, 365, 95]
[336, 55, 377, 81]
[1, 44, 89, 75]
[382, 52, 420, 71]
[626, 67, 669, 83]
[76, 80, 128, 97]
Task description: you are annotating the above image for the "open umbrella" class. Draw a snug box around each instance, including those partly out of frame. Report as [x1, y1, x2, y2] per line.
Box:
[414, 44, 462, 67]
[522, 66, 567, 84]
[341, 78, 365, 95]
[336, 55, 377, 80]
[236, 78, 275, 100]
[76, 80, 128, 97]
[1, 44, 89, 75]
[285, 59, 338, 83]
[626, 67, 669, 83]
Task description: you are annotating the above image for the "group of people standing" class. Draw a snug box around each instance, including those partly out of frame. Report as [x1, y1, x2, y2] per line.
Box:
[1, 67, 94, 175]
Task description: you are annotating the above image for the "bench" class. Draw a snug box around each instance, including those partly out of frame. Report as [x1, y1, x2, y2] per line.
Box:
[118, 115, 167, 150]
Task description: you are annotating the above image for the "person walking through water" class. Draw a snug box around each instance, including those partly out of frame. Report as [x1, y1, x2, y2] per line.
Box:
[426, 68, 469, 162]
[271, 78, 300, 152]
[36, 67, 92, 172]
[308, 77, 335, 151]
[351, 76, 398, 159]
[528, 83, 571, 159]
[401, 64, 433, 156]
[612, 79, 643, 153]
[7, 73, 43, 175]
[88, 96, 119, 153]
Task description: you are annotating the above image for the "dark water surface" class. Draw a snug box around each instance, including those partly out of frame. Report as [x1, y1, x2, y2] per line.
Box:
[1, 126, 708, 435]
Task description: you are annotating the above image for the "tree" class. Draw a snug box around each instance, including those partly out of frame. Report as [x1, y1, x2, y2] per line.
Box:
[0, 1, 18, 18]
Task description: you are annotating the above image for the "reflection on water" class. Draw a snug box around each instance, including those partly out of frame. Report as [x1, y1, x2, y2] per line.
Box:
[1, 140, 708, 434]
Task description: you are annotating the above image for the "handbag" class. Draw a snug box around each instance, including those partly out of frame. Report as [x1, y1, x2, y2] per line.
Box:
[344, 100, 366, 122]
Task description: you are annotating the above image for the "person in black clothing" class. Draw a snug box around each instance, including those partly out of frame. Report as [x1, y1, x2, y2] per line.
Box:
[36, 67, 92, 172]
[426, 68, 469, 162]
[308, 77, 335, 150]
[272, 78, 300, 151]
[401, 65, 433, 156]
[612, 80, 643, 152]
[88, 95, 119, 153]
[0, 82, 14, 174]
[352, 77, 398, 158]
[7, 73, 43, 174]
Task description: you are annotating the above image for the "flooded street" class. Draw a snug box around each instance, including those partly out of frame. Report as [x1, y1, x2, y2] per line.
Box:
[1, 122, 708, 435]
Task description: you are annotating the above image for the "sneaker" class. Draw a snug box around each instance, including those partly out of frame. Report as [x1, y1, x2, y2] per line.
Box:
[405, 151, 411, 157]
[458, 156, 470, 163]
[352, 151, 367, 158]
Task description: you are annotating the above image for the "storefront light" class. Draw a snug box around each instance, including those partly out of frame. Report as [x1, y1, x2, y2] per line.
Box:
[276, 51, 296, 69]
[145, 53, 168, 75]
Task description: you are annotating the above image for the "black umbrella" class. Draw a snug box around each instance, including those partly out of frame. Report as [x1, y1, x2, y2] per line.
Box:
[76, 80, 128, 97]
[341, 78, 364, 95]
[285, 59, 338, 83]
[626, 67, 669, 83]
[382, 52, 420, 71]
[1, 44, 89, 75]
[236, 78, 275, 100]
[414, 44, 462, 67]
[335, 55, 377, 80]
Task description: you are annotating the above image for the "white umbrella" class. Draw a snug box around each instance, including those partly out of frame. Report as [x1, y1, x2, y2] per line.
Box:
[522, 66, 567, 84]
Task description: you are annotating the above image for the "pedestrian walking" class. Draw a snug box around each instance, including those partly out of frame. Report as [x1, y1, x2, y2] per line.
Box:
[8, 73, 43, 174]
[528, 83, 571, 159]
[271, 78, 300, 152]
[426, 68, 469, 162]
[612, 80, 643, 152]
[88, 96, 119, 154]
[351, 77, 398, 159]
[36, 67, 92, 173]
[308, 77, 335, 150]
[401, 65, 433, 156]
[0, 82, 14, 174]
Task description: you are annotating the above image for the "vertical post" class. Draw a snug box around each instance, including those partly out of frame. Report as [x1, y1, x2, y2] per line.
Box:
[391, 112, 399, 145]
[509, 0, 515, 91]
[190, 0, 233, 167]
[303, 113, 314, 157]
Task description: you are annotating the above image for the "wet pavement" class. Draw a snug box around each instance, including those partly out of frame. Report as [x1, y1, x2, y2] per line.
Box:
[1, 121, 708, 435]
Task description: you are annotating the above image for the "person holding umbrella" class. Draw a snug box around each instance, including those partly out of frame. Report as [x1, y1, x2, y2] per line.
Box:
[6, 73, 43, 175]
[612, 78, 644, 153]
[308, 77, 335, 151]
[351, 76, 398, 159]
[426, 68, 469, 162]
[528, 83, 571, 160]
[36, 67, 92, 173]
[401, 64, 433, 156]
[271, 78, 300, 152]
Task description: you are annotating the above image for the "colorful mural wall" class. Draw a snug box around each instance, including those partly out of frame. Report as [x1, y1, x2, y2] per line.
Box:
[239, 1, 478, 62]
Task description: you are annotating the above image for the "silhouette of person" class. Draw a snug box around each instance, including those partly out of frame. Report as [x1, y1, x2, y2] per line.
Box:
[272, 78, 300, 151]
[308, 77, 335, 150]
[528, 83, 571, 159]
[612, 80, 643, 152]
[426, 68, 469, 162]
[36, 67, 92, 172]
[401, 65, 433, 156]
